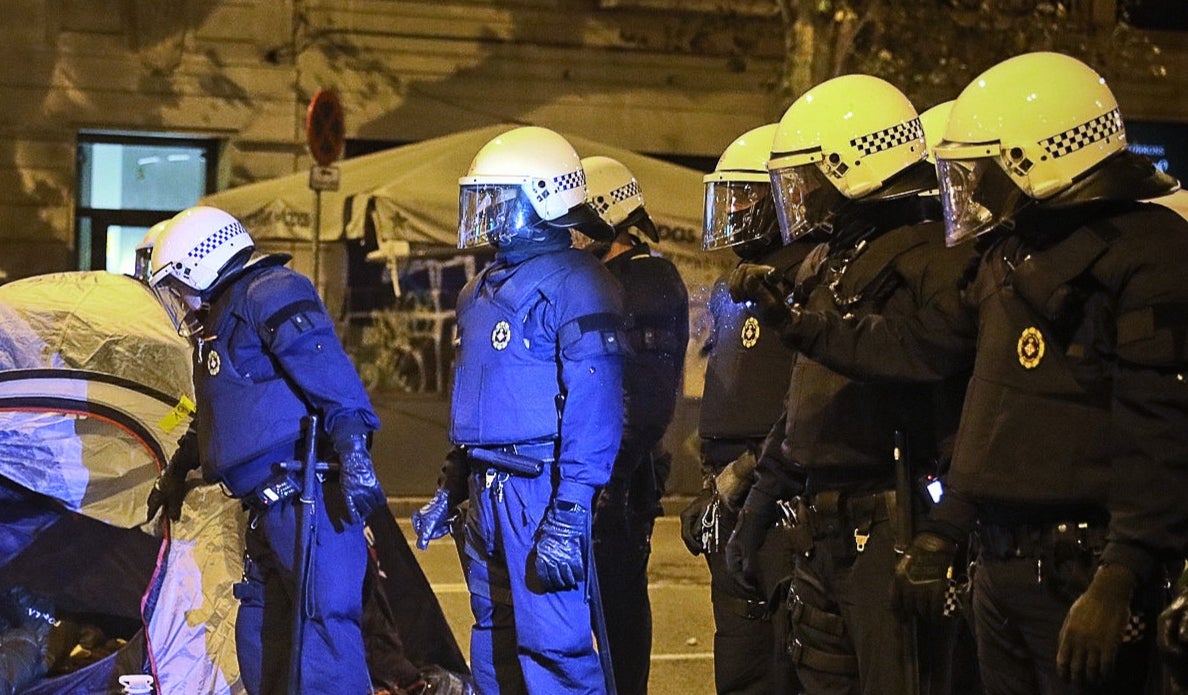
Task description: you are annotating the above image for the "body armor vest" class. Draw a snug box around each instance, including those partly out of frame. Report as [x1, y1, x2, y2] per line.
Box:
[949, 228, 1119, 506]
[195, 266, 310, 475]
[700, 243, 811, 439]
[780, 225, 939, 476]
[451, 251, 585, 445]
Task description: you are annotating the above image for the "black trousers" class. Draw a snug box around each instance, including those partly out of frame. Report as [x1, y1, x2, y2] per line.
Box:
[704, 502, 800, 695]
[789, 514, 958, 695]
[972, 554, 1162, 695]
[594, 505, 654, 695]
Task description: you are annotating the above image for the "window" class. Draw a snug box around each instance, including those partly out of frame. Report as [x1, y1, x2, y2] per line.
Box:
[76, 133, 219, 274]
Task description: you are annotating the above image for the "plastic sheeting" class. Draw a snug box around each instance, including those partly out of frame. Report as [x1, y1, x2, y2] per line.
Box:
[0, 272, 194, 528]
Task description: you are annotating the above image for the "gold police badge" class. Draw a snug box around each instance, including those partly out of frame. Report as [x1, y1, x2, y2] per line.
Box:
[491, 320, 511, 351]
[1017, 326, 1045, 369]
[207, 348, 221, 376]
[741, 316, 760, 349]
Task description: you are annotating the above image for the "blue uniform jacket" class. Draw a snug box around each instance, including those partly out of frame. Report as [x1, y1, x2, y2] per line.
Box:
[450, 247, 625, 503]
[195, 259, 379, 491]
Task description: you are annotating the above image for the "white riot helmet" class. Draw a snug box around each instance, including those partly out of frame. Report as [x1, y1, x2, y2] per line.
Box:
[935, 52, 1176, 247]
[703, 124, 779, 250]
[918, 101, 954, 165]
[578, 156, 658, 245]
[134, 217, 172, 283]
[767, 74, 930, 241]
[148, 206, 254, 336]
[457, 127, 611, 249]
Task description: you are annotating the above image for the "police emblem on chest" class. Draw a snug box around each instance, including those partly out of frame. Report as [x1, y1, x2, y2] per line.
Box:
[741, 316, 761, 349]
[206, 348, 222, 376]
[1017, 326, 1045, 369]
[491, 320, 512, 350]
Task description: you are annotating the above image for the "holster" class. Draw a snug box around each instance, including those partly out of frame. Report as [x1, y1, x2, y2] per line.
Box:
[780, 497, 816, 556]
[798, 489, 895, 559]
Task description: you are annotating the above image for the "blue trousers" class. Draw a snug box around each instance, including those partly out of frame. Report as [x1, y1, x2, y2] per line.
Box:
[461, 470, 605, 695]
[235, 479, 371, 695]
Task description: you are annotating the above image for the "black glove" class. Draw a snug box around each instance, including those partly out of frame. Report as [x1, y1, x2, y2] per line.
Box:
[724, 487, 779, 597]
[534, 501, 589, 592]
[679, 484, 715, 556]
[1159, 585, 1188, 691]
[727, 263, 793, 328]
[335, 433, 386, 525]
[594, 477, 630, 536]
[1057, 563, 1135, 687]
[146, 428, 200, 523]
[891, 532, 957, 621]
[411, 489, 455, 550]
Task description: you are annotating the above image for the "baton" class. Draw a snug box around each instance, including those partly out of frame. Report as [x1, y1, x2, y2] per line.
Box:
[467, 446, 544, 477]
[278, 414, 332, 695]
[894, 429, 921, 695]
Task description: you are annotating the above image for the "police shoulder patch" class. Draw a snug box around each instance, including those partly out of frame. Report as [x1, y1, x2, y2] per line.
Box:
[1017, 326, 1045, 369]
[741, 316, 760, 349]
[491, 320, 511, 351]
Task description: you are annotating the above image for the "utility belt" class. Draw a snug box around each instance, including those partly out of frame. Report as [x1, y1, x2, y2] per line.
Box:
[781, 489, 897, 558]
[976, 520, 1107, 562]
[242, 472, 302, 512]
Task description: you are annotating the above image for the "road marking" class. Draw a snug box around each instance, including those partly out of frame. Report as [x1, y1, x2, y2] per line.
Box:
[651, 652, 715, 661]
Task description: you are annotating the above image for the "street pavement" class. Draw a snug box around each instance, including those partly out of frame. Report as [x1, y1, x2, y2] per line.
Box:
[399, 502, 717, 694]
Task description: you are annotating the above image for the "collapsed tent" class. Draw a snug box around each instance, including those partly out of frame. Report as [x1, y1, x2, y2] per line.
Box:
[0, 271, 465, 694]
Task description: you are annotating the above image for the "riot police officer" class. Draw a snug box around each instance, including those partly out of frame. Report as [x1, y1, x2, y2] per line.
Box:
[726, 75, 973, 694]
[577, 155, 689, 695]
[901, 52, 1186, 694]
[679, 124, 810, 695]
[413, 126, 624, 694]
[147, 206, 385, 695]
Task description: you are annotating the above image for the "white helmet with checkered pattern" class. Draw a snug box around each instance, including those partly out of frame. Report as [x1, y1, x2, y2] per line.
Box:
[580, 156, 658, 242]
[133, 217, 172, 283]
[918, 101, 954, 165]
[458, 126, 610, 248]
[934, 53, 1137, 246]
[767, 74, 928, 240]
[702, 124, 779, 250]
[149, 206, 253, 292]
[148, 206, 253, 335]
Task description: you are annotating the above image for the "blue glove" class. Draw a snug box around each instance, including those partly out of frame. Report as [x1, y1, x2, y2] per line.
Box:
[335, 433, 386, 525]
[534, 501, 589, 592]
[412, 488, 454, 550]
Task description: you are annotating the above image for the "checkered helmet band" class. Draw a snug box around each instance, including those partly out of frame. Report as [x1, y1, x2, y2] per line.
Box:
[850, 118, 924, 156]
[187, 220, 248, 261]
[1039, 109, 1123, 159]
[553, 169, 585, 194]
[611, 180, 640, 203]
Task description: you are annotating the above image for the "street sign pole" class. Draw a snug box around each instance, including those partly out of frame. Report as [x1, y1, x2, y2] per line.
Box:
[305, 89, 345, 299]
[311, 189, 321, 294]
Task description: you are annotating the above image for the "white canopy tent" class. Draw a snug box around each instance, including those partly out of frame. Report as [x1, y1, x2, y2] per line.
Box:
[201, 124, 735, 396]
[200, 124, 716, 264]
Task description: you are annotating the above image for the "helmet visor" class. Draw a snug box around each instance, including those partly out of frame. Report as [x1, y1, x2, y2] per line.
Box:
[937, 157, 1029, 247]
[703, 181, 776, 250]
[457, 184, 533, 249]
[770, 163, 846, 244]
[149, 277, 203, 338]
[133, 247, 153, 284]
